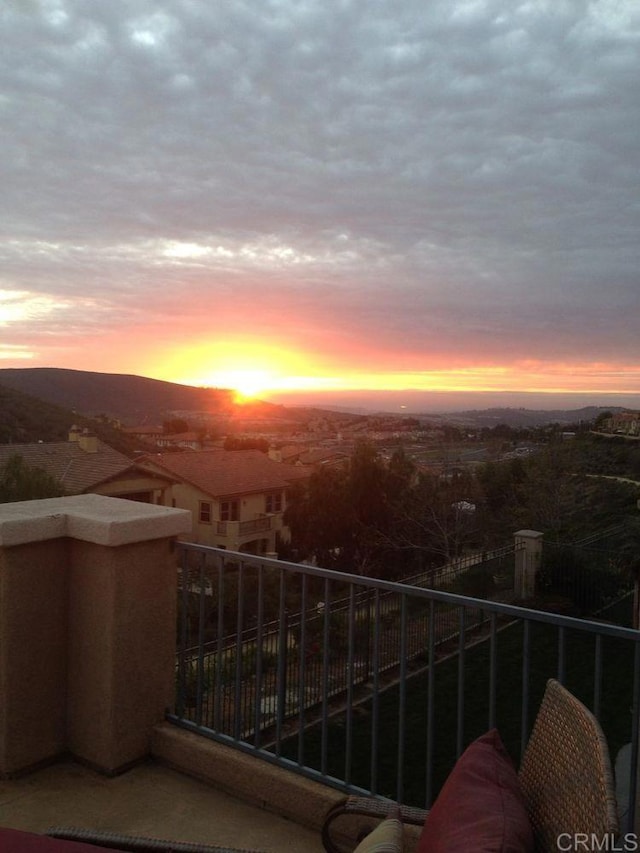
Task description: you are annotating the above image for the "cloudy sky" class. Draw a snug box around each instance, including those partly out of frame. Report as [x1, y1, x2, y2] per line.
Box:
[1, 0, 639, 409]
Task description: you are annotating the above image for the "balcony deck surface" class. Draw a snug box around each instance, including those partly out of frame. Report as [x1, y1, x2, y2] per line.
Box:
[0, 759, 324, 852]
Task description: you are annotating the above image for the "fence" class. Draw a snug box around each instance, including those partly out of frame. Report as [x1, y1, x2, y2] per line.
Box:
[401, 543, 519, 600]
[170, 543, 640, 831]
[538, 523, 638, 616]
[174, 547, 510, 737]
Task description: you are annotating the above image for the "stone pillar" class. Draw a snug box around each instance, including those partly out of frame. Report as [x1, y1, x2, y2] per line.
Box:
[0, 495, 191, 777]
[514, 529, 544, 600]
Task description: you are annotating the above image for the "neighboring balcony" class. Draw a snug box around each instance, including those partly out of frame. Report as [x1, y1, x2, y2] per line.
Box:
[216, 515, 274, 537]
[212, 514, 280, 555]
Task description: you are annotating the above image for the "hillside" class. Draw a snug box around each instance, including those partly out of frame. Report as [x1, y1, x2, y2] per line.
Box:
[0, 367, 285, 424]
[0, 383, 139, 455]
[439, 406, 623, 429]
[1, 368, 627, 439]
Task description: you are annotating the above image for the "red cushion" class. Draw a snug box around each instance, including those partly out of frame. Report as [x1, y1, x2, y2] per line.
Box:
[0, 828, 122, 853]
[417, 729, 534, 853]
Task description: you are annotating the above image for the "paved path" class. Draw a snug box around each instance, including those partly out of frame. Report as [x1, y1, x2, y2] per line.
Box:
[585, 473, 640, 486]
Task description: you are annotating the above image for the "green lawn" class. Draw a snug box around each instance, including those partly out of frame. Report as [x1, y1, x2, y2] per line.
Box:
[281, 596, 637, 806]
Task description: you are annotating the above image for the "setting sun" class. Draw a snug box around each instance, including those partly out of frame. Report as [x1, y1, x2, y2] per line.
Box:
[157, 338, 325, 399]
[212, 368, 277, 401]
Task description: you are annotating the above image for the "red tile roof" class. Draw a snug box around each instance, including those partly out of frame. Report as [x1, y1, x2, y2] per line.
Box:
[0, 441, 134, 494]
[141, 449, 309, 499]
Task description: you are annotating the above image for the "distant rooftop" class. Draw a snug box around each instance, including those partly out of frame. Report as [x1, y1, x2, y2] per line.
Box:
[0, 432, 134, 494]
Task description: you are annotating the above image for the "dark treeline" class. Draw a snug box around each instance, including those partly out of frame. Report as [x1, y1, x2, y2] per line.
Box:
[281, 433, 640, 579]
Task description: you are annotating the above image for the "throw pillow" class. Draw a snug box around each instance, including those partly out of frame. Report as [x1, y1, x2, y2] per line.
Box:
[353, 815, 404, 853]
[417, 729, 533, 853]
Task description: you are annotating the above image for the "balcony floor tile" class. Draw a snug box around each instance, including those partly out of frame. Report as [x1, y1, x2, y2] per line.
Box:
[0, 759, 324, 852]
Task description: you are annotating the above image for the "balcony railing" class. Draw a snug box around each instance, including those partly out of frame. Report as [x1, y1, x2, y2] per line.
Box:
[170, 543, 640, 832]
[215, 517, 273, 537]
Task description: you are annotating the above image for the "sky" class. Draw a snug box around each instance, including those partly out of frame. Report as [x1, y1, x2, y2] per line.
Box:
[1, 0, 639, 412]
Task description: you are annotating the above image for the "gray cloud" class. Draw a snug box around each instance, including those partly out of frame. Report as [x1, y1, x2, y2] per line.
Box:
[1, 0, 639, 377]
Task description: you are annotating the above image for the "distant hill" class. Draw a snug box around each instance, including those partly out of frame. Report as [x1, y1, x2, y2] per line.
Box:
[0, 367, 285, 424]
[1, 368, 626, 438]
[0, 369, 367, 447]
[437, 406, 623, 429]
[0, 382, 140, 455]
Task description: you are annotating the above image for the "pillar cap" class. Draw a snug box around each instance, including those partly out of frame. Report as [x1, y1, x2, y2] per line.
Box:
[0, 494, 191, 547]
[514, 529, 544, 540]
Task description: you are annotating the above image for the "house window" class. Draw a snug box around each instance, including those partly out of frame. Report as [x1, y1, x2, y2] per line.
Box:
[199, 501, 212, 523]
[265, 492, 283, 514]
[220, 500, 238, 522]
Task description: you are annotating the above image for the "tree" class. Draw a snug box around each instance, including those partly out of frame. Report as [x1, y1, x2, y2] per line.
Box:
[0, 455, 65, 502]
[594, 411, 612, 430]
[285, 442, 436, 577]
[379, 469, 482, 567]
[348, 442, 389, 531]
[523, 447, 576, 539]
[283, 466, 355, 570]
[475, 457, 530, 540]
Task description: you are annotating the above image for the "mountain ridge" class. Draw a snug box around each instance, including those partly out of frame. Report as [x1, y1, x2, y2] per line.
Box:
[0, 367, 270, 423]
[0, 367, 628, 431]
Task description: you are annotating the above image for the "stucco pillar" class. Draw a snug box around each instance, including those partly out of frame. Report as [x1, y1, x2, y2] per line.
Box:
[0, 537, 70, 774]
[514, 529, 544, 600]
[0, 495, 191, 777]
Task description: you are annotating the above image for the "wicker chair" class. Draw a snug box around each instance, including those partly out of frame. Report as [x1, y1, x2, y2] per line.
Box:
[45, 827, 263, 852]
[322, 678, 620, 853]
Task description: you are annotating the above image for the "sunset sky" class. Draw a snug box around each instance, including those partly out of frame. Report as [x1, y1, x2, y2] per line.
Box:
[1, 1, 639, 411]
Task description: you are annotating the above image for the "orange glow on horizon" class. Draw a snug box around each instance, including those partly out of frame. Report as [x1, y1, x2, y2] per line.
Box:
[158, 339, 324, 398]
[149, 341, 640, 399]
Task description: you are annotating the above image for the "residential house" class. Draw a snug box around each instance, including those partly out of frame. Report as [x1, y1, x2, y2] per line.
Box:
[120, 425, 165, 443]
[606, 411, 640, 436]
[140, 448, 309, 555]
[0, 426, 174, 503]
[268, 443, 350, 469]
[268, 443, 308, 464]
[122, 425, 204, 450]
[156, 431, 203, 450]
